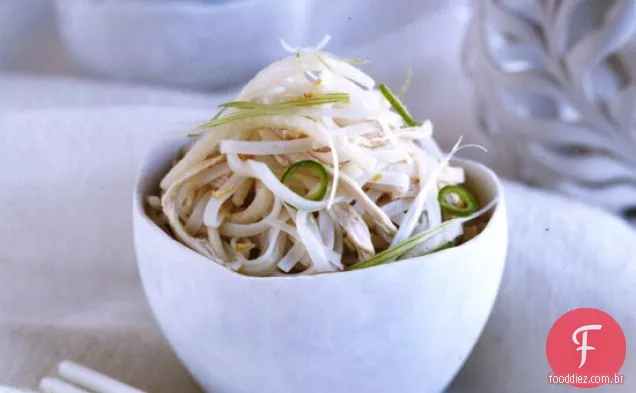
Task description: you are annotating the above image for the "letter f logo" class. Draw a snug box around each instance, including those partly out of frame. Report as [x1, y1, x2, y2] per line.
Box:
[572, 324, 602, 368]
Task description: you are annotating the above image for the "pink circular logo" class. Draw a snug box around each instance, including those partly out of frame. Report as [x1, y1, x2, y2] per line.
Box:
[546, 308, 626, 388]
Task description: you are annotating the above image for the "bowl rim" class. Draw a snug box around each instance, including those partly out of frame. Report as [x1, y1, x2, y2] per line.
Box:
[133, 138, 507, 282]
[56, 0, 285, 14]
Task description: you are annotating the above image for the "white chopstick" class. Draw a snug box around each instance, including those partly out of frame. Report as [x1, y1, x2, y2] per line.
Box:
[39, 378, 89, 393]
[56, 362, 146, 393]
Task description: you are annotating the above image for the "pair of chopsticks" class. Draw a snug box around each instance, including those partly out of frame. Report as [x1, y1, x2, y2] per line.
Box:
[39, 361, 147, 393]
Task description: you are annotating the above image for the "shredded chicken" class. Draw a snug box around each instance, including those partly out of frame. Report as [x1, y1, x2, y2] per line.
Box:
[329, 203, 375, 260]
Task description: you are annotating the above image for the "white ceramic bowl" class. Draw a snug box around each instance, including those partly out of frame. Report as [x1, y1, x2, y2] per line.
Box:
[0, 0, 47, 67]
[54, 0, 308, 89]
[133, 138, 508, 393]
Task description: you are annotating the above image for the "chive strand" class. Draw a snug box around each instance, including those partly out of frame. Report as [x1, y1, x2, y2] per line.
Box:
[199, 93, 350, 129]
[379, 83, 419, 127]
[346, 221, 457, 271]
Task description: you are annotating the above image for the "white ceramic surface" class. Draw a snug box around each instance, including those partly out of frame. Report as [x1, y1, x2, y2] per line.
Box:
[54, 0, 310, 89]
[464, 0, 636, 214]
[133, 139, 508, 393]
[0, 0, 49, 67]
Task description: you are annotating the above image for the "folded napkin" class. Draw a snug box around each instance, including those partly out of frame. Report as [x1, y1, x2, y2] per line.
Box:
[0, 107, 634, 393]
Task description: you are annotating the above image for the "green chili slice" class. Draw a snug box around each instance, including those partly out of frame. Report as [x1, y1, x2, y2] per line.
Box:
[281, 160, 328, 201]
[438, 185, 478, 217]
[378, 83, 419, 127]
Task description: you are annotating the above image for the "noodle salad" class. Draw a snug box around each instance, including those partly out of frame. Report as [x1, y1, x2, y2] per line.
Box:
[146, 36, 495, 276]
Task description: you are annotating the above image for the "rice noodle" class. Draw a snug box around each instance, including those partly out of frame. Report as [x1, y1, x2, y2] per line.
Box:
[147, 43, 488, 276]
[318, 211, 335, 250]
[336, 122, 382, 137]
[229, 181, 274, 224]
[337, 137, 378, 170]
[296, 211, 333, 273]
[207, 227, 229, 262]
[220, 139, 313, 155]
[264, 213, 302, 242]
[380, 198, 412, 217]
[185, 189, 214, 235]
[277, 242, 307, 273]
[367, 171, 410, 197]
[231, 178, 255, 206]
[219, 198, 282, 237]
[203, 174, 248, 228]
[239, 228, 285, 276]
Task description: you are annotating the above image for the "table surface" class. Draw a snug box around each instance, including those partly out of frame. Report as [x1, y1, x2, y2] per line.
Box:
[1, 2, 635, 392]
[1, 97, 635, 393]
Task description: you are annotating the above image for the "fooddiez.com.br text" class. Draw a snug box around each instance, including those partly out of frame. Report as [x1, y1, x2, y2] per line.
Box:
[548, 373, 624, 385]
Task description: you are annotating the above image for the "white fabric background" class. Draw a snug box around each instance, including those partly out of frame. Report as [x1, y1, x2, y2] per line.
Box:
[1, 104, 635, 393]
[1, 1, 635, 392]
[1, 0, 513, 173]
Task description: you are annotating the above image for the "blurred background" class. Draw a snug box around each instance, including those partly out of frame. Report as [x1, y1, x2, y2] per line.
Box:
[0, 0, 482, 157]
[1, 0, 635, 216]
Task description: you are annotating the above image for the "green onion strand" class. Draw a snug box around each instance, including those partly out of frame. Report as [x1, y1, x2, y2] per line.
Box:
[277, 93, 349, 108]
[218, 101, 265, 110]
[199, 111, 279, 129]
[378, 83, 419, 127]
[314, 53, 333, 71]
[347, 185, 483, 271]
[189, 107, 227, 136]
[346, 220, 459, 271]
[398, 66, 413, 98]
[199, 93, 350, 129]
[343, 58, 369, 65]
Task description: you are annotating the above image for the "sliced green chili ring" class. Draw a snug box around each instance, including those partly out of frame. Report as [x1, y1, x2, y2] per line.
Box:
[438, 185, 478, 217]
[378, 83, 419, 127]
[281, 160, 328, 201]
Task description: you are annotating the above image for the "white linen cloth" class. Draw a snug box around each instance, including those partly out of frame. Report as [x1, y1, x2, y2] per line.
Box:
[1, 100, 635, 392]
[0, 1, 502, 170]
[2, 1, 634, 391]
